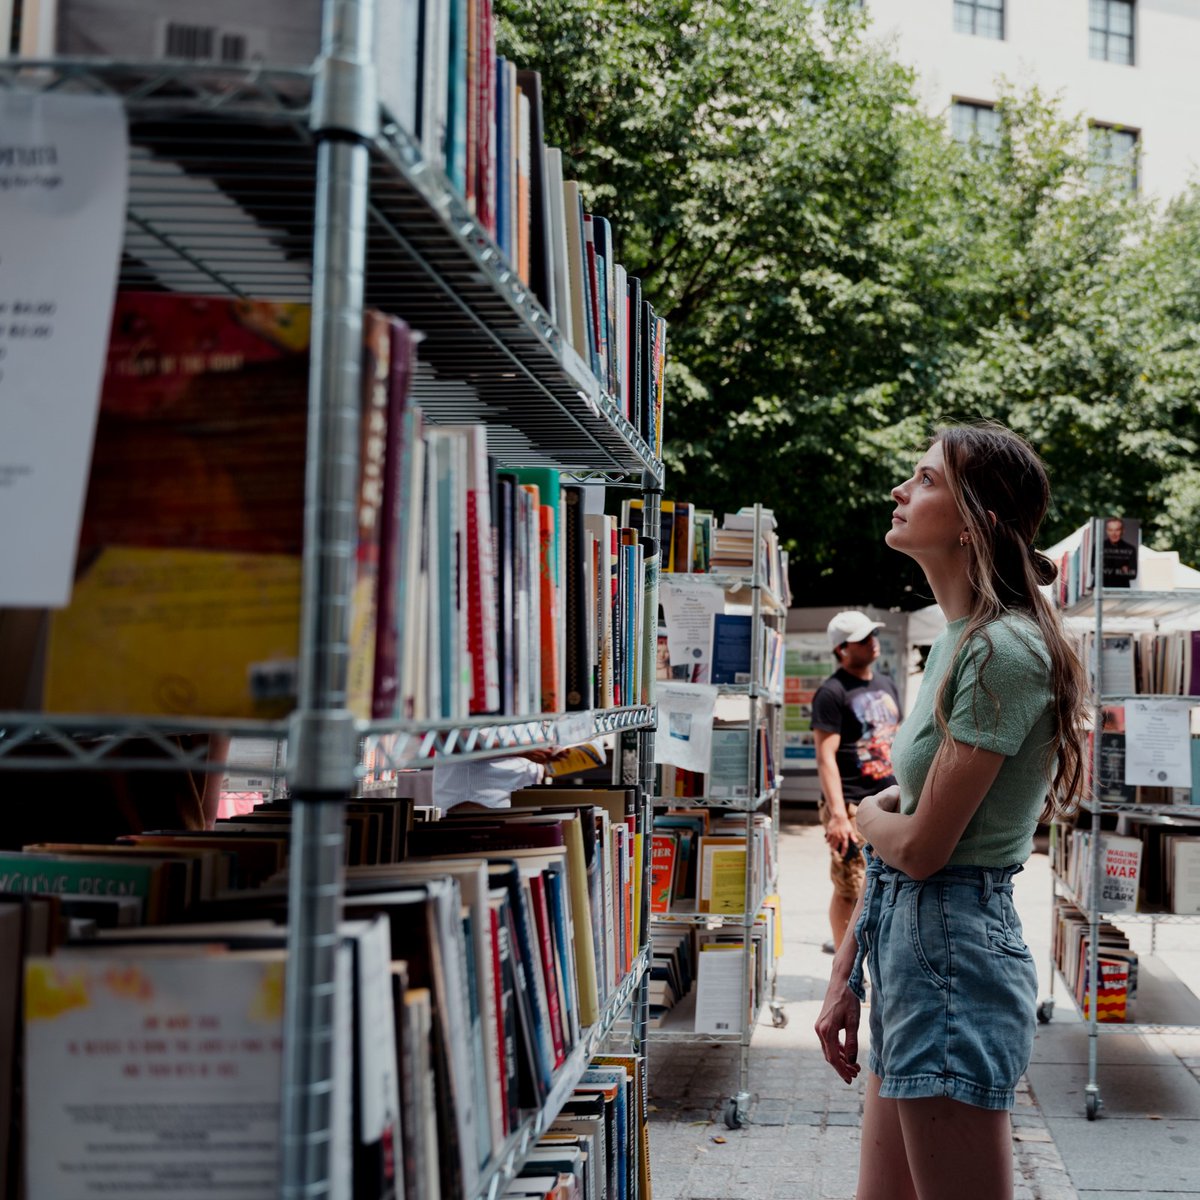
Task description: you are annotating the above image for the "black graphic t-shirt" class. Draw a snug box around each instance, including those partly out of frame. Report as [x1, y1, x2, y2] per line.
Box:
[811, 669, 903, 803]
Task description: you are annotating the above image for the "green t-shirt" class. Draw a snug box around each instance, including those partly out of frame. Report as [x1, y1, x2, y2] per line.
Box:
[891, 614, 1055, 867]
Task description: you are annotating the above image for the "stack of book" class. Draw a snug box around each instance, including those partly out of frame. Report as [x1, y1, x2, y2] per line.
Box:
[10, 291, 660, 723]
[1052, 897, 1138, 1023]
[655, 723, 775, 801]
[644, 896, 781, 1034]
[648, 810, 774, 917]
[518, 1054, 650, 1200]
[1057, 815, 1200, 915]
[2, 784, 651, 1198]
[1076, 631, 1200, 696]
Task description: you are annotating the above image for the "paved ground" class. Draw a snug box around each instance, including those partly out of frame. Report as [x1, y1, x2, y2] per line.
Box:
[646, 809, 1200, 1200]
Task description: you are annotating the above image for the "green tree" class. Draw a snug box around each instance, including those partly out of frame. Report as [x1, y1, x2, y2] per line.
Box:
[496, 0, 1200, 606]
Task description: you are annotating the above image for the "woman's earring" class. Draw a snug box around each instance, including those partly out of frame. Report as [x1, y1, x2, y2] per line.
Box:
[959, 533, 970, 547]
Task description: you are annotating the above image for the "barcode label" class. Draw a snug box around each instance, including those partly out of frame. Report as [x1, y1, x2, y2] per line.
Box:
[160, 22, 256, 63]
[714, 1021, 730, 1030]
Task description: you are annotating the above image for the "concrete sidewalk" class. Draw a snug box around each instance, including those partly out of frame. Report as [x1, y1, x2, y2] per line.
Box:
[646, 810, 1200, 1200]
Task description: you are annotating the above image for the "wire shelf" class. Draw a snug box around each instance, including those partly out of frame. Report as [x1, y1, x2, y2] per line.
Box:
[0, 706, 655, 774]
[649, 789, 778, 812]
[1062, 589, 1200, 622]
[362, 705, 657, 771]
[473, 949, 649, 1200]
[0, 712, 288, 773]
[0, 59, 662, 484]
[660, 573, 788, 617]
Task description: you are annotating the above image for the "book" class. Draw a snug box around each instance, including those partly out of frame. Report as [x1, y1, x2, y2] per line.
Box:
[44, 293, 311, 719]
[373, 317, 417, 720]
[347, 310, 392, 720]
[710, 613, 753, 686]
[25, 951, 294, 1198]
[562, 485, 592, 711]
[516, 69, 553, 318]
[649, 833, 677, 914]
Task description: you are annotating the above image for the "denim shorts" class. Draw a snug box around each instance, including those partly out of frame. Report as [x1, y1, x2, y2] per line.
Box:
[846, 851, 1038, 1111]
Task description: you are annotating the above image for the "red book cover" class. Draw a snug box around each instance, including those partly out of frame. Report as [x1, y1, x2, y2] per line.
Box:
[452, 426, 500, 714]
[609, 522, 620, 705]
[488, 904, 509, 1136]
[528, 872, 566, 1068]
[477, 0, 495, 230]
[538, 504, 561, 713]
[650, 834, 677, 914]
[372, 318, 415, 719]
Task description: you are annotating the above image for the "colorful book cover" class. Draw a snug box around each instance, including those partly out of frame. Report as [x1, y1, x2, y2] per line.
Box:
[650, 833, 677, 914]
[44, 293, 310, 718]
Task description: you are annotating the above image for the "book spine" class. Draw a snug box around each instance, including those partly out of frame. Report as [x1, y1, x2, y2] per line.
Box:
[562, 485, 590, 711]
[373, 318, 414, 719]
[538, 503, 561, 713]
[529, 873, 566, 1069]
[491, 903, 520, 1132]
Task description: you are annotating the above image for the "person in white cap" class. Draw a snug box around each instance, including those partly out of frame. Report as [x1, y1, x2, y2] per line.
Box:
[811, 610, 903, 952]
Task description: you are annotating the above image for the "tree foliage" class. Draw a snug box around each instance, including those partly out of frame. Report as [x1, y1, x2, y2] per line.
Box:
[495, 0, 1200, 608]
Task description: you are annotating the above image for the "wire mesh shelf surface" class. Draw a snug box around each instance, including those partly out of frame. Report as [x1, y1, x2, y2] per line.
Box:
[0, 59, 661, 483]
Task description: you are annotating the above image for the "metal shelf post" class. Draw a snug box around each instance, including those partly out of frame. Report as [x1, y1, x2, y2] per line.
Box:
[282, 0, 377, 1194]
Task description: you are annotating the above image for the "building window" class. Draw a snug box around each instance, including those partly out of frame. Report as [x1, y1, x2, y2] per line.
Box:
[953, 0, 1004, 39]
[951, 100, 1002, 153]
[1090, 0, 1135, 65]
[1088, 124, 1139, 192]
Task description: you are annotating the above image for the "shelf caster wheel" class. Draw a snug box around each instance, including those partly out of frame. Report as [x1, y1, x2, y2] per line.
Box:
[1037, 1000, 1054, 1025]
[770, 1003, 788, 1029]
[1085, 1090, 1101, 1121]
[724, 1093, 748, 1129]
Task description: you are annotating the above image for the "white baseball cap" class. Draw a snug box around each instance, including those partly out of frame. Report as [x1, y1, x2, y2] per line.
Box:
[827, 611, 885, 650]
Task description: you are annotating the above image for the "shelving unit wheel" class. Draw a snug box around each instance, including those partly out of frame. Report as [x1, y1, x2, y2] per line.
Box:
[1037, 1000, 1054, 1025]
[1085, 1089, 1102, 1121]
[770, 1002, 788, 1028]
[724, 1093, 749, 1129]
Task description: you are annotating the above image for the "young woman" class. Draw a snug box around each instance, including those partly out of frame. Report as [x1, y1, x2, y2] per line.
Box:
[814, 423, 1087, 1200]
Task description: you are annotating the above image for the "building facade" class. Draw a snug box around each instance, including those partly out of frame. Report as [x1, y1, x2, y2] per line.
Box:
[863, 0, 1200, 198]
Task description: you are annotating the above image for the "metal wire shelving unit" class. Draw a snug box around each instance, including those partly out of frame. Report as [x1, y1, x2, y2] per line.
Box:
[647, 507, 787, 1130]
[1, 6, 662, 1194]
[1043, 534, 1200, 1120]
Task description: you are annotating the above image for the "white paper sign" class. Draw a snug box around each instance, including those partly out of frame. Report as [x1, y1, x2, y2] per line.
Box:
[654, 682, 717, 773]
[659, 578, 725, 683]
[1125, 699, 1192, 788]
[0, 92, 128, 605]
[25, 953, 284, 1199]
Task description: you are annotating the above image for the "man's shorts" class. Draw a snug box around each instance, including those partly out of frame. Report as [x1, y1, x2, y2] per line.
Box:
[818, 797, 865, 901]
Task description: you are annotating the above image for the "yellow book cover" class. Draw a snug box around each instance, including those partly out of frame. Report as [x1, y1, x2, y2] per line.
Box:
[44, 546, 300, 718]
[761, 893, 784, 961]
[698, 836, 747, 914]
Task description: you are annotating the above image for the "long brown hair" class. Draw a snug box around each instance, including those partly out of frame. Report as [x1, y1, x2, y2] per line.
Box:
[932, 422, 1087, 820]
